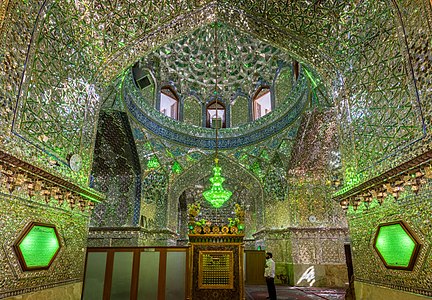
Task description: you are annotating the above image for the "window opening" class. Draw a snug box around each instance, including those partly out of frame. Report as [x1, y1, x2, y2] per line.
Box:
[253, 87, 271, 120]
[206, 101, 226, 128]
[137, 76, 151, 89]
[160, 87, 179, 120]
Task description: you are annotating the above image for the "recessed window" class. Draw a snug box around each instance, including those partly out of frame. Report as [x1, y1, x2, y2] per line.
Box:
[253, 87, 271, 120]
[137, 75, 151, 89]
[160, 87, 179, 120]
[132, 63, 152, 89]
[206, 101, 226, 128]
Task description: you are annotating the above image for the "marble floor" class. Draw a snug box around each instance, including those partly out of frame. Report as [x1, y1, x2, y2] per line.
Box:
[245, 285, 346, 300]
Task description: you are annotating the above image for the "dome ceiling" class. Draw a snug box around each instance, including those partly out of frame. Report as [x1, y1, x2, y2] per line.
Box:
[124, 22, 310, 149]
[123, 69, 308, 149]
[145, 22, 293, 99]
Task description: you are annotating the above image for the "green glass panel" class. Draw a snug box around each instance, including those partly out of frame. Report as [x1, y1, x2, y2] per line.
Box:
[250, 161, 263, 178]
[260, 150, 269, 160]
[172, 161, 183, 174]
[147, 156, 160, 169]
[138, 252, 160, 300]
[18, 225, 60, 268]
[375, 224, 416, 268]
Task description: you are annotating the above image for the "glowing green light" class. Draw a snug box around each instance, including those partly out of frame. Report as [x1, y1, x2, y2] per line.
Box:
[16, 224, 61, 270]
[374, 222, 420, 270]
[304, 68, 318, 88]
[172, 161, 182, 174]
[203, 159, 232, 208]
[147, 156, 160, 169]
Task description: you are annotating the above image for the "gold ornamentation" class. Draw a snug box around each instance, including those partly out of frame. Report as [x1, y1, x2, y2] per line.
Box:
[337, 161, 432, 212]
[194, 226, 203, 234]
[0, 150, 102, 211]
[198, 250, 234, 290]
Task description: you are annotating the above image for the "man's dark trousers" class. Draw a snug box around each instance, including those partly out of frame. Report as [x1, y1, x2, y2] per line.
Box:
[266, 277, 277, 300]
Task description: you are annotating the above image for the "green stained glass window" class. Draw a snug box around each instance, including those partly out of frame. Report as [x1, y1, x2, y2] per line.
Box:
[14, 223, 61, 271]
[373, 221, 420, 270]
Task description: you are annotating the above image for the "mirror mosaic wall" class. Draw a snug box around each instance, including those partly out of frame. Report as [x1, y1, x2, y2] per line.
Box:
[2, 0, 432, 297]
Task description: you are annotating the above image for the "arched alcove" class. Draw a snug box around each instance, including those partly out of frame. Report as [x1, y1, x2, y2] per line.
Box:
[167, 155, 264, 239]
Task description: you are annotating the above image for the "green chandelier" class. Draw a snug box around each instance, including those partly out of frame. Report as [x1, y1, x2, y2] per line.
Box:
[203, 158, 232, 208]
[202, 21, 232, 208]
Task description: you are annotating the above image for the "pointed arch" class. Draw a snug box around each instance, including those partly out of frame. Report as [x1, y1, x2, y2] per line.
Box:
[159, 86, 179, 120]
[166, 155, 264, 238]
[252, 86, 272, 120]
[206, 100, 226, 128]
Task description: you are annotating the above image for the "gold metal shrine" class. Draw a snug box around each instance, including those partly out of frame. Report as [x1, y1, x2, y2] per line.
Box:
[198, 250, 234, 289]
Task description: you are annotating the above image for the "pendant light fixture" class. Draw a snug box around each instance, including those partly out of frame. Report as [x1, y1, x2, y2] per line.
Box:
[202, 21, 232, 208]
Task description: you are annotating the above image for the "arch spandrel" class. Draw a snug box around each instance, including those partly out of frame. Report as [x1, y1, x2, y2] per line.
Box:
[183, 96, 202, 127]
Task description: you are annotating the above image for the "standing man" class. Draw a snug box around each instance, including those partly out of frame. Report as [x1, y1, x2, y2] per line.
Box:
[264, 252, 277, 300]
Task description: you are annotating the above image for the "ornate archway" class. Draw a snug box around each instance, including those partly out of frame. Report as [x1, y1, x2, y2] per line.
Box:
[167, 154, 264, 239]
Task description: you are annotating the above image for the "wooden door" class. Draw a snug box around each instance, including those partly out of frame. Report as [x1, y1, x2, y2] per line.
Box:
[245, 250, 266, 285]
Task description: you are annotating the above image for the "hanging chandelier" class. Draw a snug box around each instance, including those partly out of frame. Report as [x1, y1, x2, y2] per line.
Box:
[203, 158, 232, 208]
[203, 21, 232, 208]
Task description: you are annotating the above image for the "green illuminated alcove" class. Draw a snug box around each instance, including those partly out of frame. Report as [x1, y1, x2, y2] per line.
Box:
[14, 222, 61, 271]
[373, 221, 420, 270]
